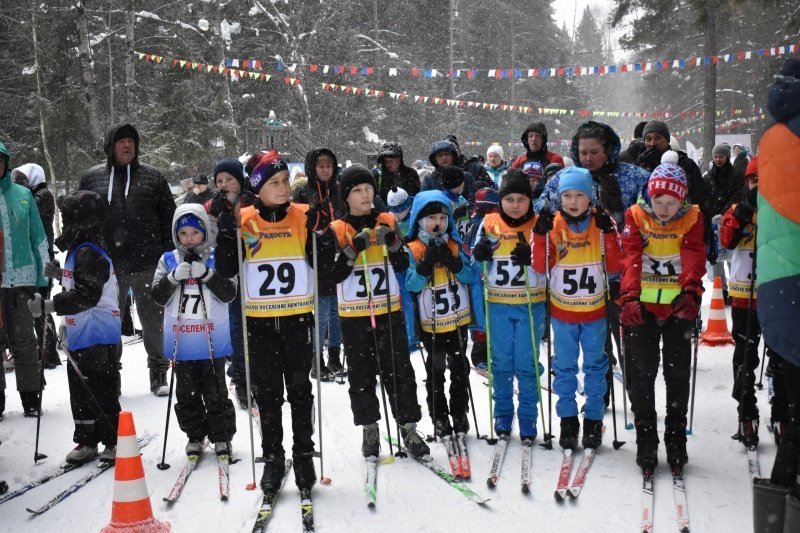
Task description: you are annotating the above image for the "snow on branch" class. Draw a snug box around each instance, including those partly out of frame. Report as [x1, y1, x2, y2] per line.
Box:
[355, 34, 399, 59]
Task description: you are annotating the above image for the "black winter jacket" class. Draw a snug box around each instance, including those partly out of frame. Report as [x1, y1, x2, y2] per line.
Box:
[704, 162, 743, 217]
[52, 244, 110, 316]
[31, 183, 55, 255]
[374, 165, 421, 204]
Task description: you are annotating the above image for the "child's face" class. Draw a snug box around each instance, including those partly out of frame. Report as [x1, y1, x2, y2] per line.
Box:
[347, 183, 375, 215]
[177, 227, 204, 248]
[258, 170, 291, 206]
[501, 193, 530, 219]
[560, 190, 590, 217]
[215, 171, 241, 195]
[651, 195, 682, 222]
[315, 159, 334, 182]
[424, 213, 448, 235]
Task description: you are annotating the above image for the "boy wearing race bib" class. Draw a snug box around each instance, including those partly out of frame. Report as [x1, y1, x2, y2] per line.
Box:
[472, 169, 547, 440]
[406, 190, 475, 438]
[30, 191, 122, 464]
[617, 162, 706, 473]
[329, 165, 429, 460]
[238, 150, 336, 496]
[532, 166, 621, 450]
[151, 204, 237, 458]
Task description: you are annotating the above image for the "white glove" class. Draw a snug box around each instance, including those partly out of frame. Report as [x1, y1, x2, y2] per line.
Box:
[168, 262, 192, 284]
[190, 261, 213, 282]
[27, 293, 54, 318]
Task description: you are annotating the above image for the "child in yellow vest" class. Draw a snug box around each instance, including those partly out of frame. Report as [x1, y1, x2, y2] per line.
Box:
[329, 165, 429, 460]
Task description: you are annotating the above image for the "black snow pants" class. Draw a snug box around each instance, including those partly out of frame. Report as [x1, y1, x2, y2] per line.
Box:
[174, 357, 236, 443]
[67, 344, 121, 447]
[420, 326, 470, 429]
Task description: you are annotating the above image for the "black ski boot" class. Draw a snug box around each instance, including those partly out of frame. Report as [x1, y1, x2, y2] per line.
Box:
[635, 419, 659, 471]
[732, 419, 759, 448]
[582, 418, 603, 449]
[260, 453, 286, 494]
[433, 417, 453, 439]
[326, 346, 344, 377]
[150, 368, 168, 396]
[20, 391, 41, 417]
[293, 452, 317, 491]
[559, 416, 580, 450]
[362, 423, 380, 458]
[310, 358, 332, 382]
[452, 412, 470, 436]
[665, 424, 688, 469]
[400, 423, 430, 459]
[234, 382, 250, 410]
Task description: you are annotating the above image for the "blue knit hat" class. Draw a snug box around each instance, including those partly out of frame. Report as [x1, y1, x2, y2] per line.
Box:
[176, 213, 206, 235]
[558, 166, 594, 201]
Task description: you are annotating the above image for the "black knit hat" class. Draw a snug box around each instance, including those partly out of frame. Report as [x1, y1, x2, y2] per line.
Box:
[440, 165, 465, 190]
[377, 142, 403, 165]
[500, 169, 532, 199]
[339, 164, 376, 203]
[418, 201, 449, 219]
[213, 157, 245, 187]
[193, 174, 209, 185]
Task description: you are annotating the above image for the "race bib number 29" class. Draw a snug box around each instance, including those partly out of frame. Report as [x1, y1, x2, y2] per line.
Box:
[246, 258, 311, 300]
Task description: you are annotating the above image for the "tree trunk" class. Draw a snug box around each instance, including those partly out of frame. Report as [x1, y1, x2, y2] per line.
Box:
[702, 2, 717, 164]
[108, 11, 114, 122]
[448, 0, 458, 134]
[75, 1, 102, 139]
[31, 7, 60, 234]
[125, 0, 137, 123]
[208, 2, 238, 147]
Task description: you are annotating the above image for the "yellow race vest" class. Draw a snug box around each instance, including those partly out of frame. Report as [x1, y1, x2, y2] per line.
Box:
[728, 207, 757, 300]
[240, 204, 314, 317]
[549, 214, 605, 316]
[482, 213, 545, 304]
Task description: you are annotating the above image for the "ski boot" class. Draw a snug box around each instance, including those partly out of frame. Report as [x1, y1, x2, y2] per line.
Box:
[400, 423, 430, 459]
[494, 415, 513, 437]
[260, 453, 287, 494]
[559, 416, 580, 450]
[362, 423, 380, 458]
[582, 418, 603, 449]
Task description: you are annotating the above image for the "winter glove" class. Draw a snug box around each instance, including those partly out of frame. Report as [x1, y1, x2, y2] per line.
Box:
[671, 291, 701, 321]
[43, 260, 63, 280]
[207, 192, 231, 218]
[510, 233, 532, 267]
[375, 224, 403, 253]
[472, 238, 495, 262]
[533, 210, 555, 235]
[190, 261, 213, 282]
[637, 147, 662, 172]
[453, 204, 468, 221]
[306, 204, 331, 234]
[27, 293, 54, 318]
[343, 230, 371, 261]
[416, 241, 441, 277]
[733, 187, 758, 225]
[168, 262, 193, 284]
[594, 209, 615, 234]
[620, 299, 649, 327]
[240, 190, 256, 208]
[216, 211, 237, 241]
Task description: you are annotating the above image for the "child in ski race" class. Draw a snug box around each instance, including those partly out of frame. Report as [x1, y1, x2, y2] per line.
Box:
[439, 165, 471, 240]
[387, 185, 419, 353]
[151, 203, 237, 458]
[329, 164, 429, 460]
[29, 190, 122, 464]
[405, 190, 475, 446]
[618, 161, 706, 473]
[238, 150, 335, 496]
[471, 169, 546, 440]
[719, 156, 787, 446]
[532, 166, 622, 450]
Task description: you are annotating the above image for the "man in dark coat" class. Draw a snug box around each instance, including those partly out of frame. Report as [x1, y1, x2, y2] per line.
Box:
[510, 122, 565, 170]
[77, 123, 176, 395]
[421, 139, 477, 203]
[183, 174, 215, 205]
[372, 142, 421, 204]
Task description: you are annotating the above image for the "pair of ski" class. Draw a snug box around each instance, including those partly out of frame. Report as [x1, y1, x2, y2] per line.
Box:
[250, 459, 315, 533]
[443, 433, 472, 480]
[554, 447, 598, 501]
[640, 467, 690, 533]
[486, 435, 535, 494]
[163, 441, 234, 503]
[17, 433, 156, 515]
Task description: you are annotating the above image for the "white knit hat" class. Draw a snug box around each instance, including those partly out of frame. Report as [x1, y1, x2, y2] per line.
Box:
[486, 144, 504, 159]
[387, 186, 412, 213]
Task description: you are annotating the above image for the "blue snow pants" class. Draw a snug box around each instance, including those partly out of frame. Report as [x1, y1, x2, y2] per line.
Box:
[552, 317, 608, 421]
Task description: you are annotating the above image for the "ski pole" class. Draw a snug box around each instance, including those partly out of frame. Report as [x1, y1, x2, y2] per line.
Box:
[157, 281, 185, 470]
[687, 316, 701, 435]
[426, 267, 438, 444]
[64, 351, 117, 435]
[361, 244, 396, 462]
[236, 227, 258, 489]
[311, 232, 334, 480]
[619, 324, 632, 429]
[544, 231, 554, 449]
[481, 260, 497, 445]
[599, 228, 625, 450]
[33, 307, 47, 463]
[756, 343, 766, 390]
[517, 232, 551, 450]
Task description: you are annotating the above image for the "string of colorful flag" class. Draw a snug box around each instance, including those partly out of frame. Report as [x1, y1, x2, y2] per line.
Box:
[136, 51, 766, 121]
[223, 41, 799, 80]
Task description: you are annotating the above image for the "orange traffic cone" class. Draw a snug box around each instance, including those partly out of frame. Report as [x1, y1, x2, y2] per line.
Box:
[700, 276, 735, 347]
[101, 412, 169, 533]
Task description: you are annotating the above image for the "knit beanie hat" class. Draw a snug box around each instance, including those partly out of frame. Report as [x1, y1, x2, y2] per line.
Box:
[175, 213, 207, 235]
[500, 169, 533, 199]
[339, 164, 376, 203]
[521, 161, 544, 180]
[712, 143, 732, 159]
[486, 144, 504, 159]
[558, 166, 594, 200]
[418, 201, 449, 219]
[543, 162, 563, 182]
[473, 187, 499, 215]
[250, 150, 289, 194]
[745, 156, 758, 178]
[193, 174, 209, 185]
[213, 157, 246, 187]
[387, 186, 413, 214]
[440, 165, 465, 190]
[648, 163, 688, 202]
[642, 120, 670, 141]
[633, 121, 648, 139]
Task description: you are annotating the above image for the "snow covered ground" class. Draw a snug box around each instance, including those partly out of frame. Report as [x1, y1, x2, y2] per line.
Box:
[1, 278, 771, 532]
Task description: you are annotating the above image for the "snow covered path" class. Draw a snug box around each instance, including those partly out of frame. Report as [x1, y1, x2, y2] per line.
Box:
[0, 280, 771, 532]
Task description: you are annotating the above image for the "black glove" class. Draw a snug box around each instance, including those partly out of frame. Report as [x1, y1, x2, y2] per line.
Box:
[733, 187, 757, 225]
[207, 192, 230, 218]
[43, 260, 63, 279]
[472, 238, 495, 262]
[510, 233, 531, 267]
[216, 211, 237, 241]
[343, 229, 371, 260]
[637, 147, 662, 171]
[533, 210, 555, 235]
[594, 209, 615, 234]
[240, 190, 256, 208]
[306, 204, 331, 234]
[453, 204, 468, 220]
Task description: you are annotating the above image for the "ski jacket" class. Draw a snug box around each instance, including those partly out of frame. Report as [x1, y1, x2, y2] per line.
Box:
[719, 203, 757, 309]
[0, 168, 49, 288]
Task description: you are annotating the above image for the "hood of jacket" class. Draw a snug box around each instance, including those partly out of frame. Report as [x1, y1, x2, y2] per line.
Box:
[304, 148, 340, 204]
[13, 163, 46, 189]
[172, 203, 216, 259]
[521, 122, 549, 154]
[0, 141, 11, 189]
[103, 122, 140, 168]
[570, 120, 622, 167]
[428, 140, 460, 168]
[768, 60, 800, 136]
[55, 190, 107, 251]
[407, 189, 462, 244]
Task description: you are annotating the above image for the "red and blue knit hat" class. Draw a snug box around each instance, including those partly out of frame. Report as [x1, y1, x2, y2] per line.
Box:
[250, 149, 289, 194]
[648, 162, 688, 202]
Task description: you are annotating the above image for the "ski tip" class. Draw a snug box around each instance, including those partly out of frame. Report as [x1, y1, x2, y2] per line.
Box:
[554, 491, 564, 502]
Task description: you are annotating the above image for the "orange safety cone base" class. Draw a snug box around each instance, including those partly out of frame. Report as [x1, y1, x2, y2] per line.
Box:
[100, 516, 170, 533]
[700, 276, 735, 346]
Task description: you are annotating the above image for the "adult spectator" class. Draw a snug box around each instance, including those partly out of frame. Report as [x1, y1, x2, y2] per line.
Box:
[484, 144, 508, 188]
[0, 142, 49, 416]
[617, 121, 648, 164]
[12, 163, 60, 368]
[77, 123, 176, 396]
[372, 142, 421, 204]
[704, 142, 742, 216]
[446, 134, 489, 187]
[421, 139, 476, 202]
[510, 122, 565, 170]
[752, 59, 800, 533]
[732, 144, 750, 184]
[183, 174, 215, 205]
